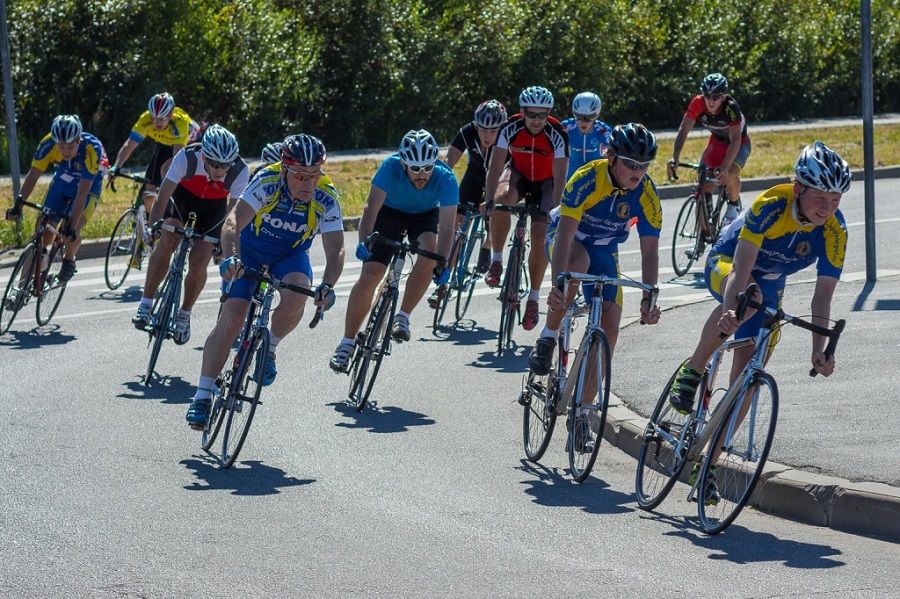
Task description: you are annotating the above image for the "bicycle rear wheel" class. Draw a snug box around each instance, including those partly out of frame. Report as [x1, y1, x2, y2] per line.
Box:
[497, 245, 521, 354]
[568, 331, 612, 483]
[698, 372, 778, 534]
[349, 290, 396, 411]
[220, 329, 270, 468]
[145, 272, 180, 385]
[35, 244, 68, 326]
[104, 207, 138, 290]
[454, 219, 484, 322]
[0, 243, 37, 334]
[671, 196, 702, 276]
[635, 362, 693, 510]
[522, 364, 560, 462]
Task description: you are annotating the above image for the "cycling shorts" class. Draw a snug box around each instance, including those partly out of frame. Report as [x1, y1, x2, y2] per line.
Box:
[368, 205, 439, 266]
[706, 252, 784, 342]
[546, 232, 622, 306]
[164, 185, 227, 238]
[457, 170, 486, 214]
[43, 175, 101, 223]
[500, 164, 555, 224]
[701, 137, 752, 170]
[144, 142, 175, 187]
[226, 242, 313, 301]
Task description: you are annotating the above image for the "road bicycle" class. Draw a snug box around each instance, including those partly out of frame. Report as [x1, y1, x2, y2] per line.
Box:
[140, 212, 218, 385]
[431, 203, 486, 328]
[104, 172, 151, 290]
[634, 285, 844, 534]
[1, 201, 74, 333]
[670, 162, 734, 276]
[345, 232, 445, 411]
[201, 265, 322, 468]
[493, 203, 532, 355]
[520, 271, 658, 482]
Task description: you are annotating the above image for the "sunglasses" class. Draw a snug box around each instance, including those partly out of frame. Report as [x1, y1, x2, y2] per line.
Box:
[285, 164, 325, 180]
[524, 110, 550, 120]
[205, 158, 233, 170]
[704, 92, 724, 101]
[618, 157, 652, 171]
[405, 163, 435, 174]
[575, 114, 597, 122]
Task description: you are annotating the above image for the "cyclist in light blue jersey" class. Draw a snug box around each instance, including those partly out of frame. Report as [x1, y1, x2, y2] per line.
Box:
[561, 92, 612, 182]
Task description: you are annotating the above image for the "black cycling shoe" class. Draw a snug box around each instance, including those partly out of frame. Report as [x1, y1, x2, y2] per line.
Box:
[476, 248, 491, 274]
[528, 337, 557, 376]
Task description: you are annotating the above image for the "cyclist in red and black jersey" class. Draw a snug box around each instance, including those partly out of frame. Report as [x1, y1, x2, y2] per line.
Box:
[667, 73, 751, 225]
[484, 86, 569, 330]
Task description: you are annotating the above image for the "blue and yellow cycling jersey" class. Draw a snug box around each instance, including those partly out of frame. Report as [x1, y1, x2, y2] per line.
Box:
[128, 107, 193, 147]
[239, 164, 343, 253]
[558, 159, 662, 245]
[712, 183, 847, 280]
[31, 132, 105, 192]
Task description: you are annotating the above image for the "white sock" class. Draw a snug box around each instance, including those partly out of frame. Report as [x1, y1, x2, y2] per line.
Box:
[540, 326, 558, 339]
[140, 297, 153, 308]
[341, 336, 355, 347]
[178, 308, 191, 318]
[270, 333, 282, 349]
[492, 251, 502, 263]
[398, 310, 410, 321]
[528, 289, 540, 302]
[194, 375, 216, 400]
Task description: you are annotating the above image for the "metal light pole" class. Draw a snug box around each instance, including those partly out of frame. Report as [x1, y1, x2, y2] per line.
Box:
[0, 0, 19, 192]
[861, 0, 876, 281]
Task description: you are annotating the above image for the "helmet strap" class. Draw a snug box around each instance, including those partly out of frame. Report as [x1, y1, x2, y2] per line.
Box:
[795, 186, 813, 225]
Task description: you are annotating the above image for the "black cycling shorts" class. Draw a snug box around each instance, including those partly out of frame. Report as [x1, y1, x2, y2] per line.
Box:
[144, 142, 175, 187]
[164, 185, 227, 238]
[368, 205, 439, 266]
[457, 170, 486, 214]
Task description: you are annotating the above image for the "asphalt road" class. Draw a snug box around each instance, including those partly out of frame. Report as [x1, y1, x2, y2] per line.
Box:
[0, 178, 898, 596]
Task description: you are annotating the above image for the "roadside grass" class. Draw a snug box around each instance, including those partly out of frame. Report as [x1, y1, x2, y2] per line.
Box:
[2, 123, 898, 250]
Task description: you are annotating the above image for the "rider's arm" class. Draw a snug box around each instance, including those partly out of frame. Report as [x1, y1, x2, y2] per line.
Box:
[551, 156, 568, 204]
[670, 114, 696, 164]
[357, 185, 386, 242]
[445, 146, 463, 169]
[810, 275, 838, 371]
[149, 177, 178, 224]
[483, 146, 508, 205]
[550, 215, 578, 280]
[219, 200, 256, 261]
[17, 166, 44, 202]
[435, 205, 456, 260]
[638, 235, 659, 289]
[113, 138, 139, 170]
[319, 230, 345, 288]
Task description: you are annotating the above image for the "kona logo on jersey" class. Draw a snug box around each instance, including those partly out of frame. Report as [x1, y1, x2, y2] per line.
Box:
[261, 212, 309, 234]
[616, 202, 630, 219]
[795, 240, 811, 257]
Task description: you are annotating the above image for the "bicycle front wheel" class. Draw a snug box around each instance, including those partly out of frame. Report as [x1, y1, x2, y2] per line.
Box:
[635, 361, 693, 510]
[104, 207, 138, 290]
[349, 290, 396, 411]
[145, 272, 180, 385]
[497, 245, 521, 354]
[522, 366, 560, 462]
[454, 220, 484, 322]
[35, 244, 68, 326]
[220, 329, 270, 468]
[568, 331, 612, 483]
[671, 196, 702, 276]
[698, 372, 778, 534]
[0, 243, 37, 334]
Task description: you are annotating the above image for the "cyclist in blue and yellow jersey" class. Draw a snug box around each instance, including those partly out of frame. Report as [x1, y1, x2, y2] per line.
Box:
[5, 115, 105, 284]
[561, 92, 612, 182]
[185, 134, 345, 428]
[528, 123, 663, 377]
[107, 92, 194, 216]
[668, 141, 851, 416]
[131, 125, 251, 345]
[329, 129, 458, 372]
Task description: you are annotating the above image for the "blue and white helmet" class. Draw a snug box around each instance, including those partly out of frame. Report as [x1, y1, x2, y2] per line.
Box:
[398, 129, 439, 167]
[794, 141, 852, 193]
[572, 92, 601, 117]
[518, 86, 554, 109]
[281, 134, 326, 166]
[50, 114, 82, 143]
[200, 124, 239, 163]
[260, 142, 284, 164]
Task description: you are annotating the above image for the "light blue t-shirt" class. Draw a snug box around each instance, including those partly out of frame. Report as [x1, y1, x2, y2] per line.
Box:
[372, 155, 459, 214]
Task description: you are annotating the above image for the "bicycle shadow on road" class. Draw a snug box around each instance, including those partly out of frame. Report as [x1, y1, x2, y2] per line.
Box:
[516, 459, 635, 515]
[0, 325, 76, 350]
[468, 345, 529, 373]
[118, 375, 193, 404]
[645, 512, 846, 568]
[852, 281, 900, 312]
[423, 321, 495, 347]
[328, 400, 436, 433]
[665, 271, 707, 289]
[89, 286, 144, 304]
[181, 455, 315, 496]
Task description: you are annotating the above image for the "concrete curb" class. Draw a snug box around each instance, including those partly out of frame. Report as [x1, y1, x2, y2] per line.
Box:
[598, 311, 900, 543]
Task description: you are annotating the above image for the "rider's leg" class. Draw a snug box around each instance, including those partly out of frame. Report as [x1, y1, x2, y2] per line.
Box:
[199, 297, 251, 380]
[400, 231, 438, 316]
[141, 225, 180, 300]
[342, 261, 388, 340]
[181, 240, 213, 310]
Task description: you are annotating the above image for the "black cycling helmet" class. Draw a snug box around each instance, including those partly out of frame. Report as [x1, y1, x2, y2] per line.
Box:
[608, 123, 657, 162]
[473, 100, 508, 130]
[281, 134, 326, 166]
[701, 73, 728, 96]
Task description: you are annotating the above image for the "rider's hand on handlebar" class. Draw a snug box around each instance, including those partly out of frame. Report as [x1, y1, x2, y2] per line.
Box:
[811, 351, 835, 377]
[639, 297, 661, 325]
[219, 256, 243, 282]
[666, 159, 678, 180]
[717, 308, 741, 336]
[714, 167, 728, 188]
[546, 286, 567, 312]
[314, 282, 336, 311]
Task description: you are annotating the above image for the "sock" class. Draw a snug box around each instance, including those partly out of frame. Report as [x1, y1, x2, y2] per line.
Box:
[341, 336, 355, 347]
[528, 289, 540, 302]
[270, 333, 282, 349]
[540, 326, 558, 339]
[194, 375, 216, 400]
[177, 308, 191, 318]
[398, 310, 410, 321]
[492, 251, 502, 263]
[140, 297, 153, 309]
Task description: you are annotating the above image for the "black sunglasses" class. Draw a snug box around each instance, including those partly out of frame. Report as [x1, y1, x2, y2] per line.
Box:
[205, 158, 233, 170]
[524, 110, 550, 120]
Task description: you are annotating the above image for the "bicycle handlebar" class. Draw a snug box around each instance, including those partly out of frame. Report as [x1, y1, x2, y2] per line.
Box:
[158, 221, 219, 245]
[107, 171, 147, 193]
[365, 232, 446, 265]
[226, 266, 324, 329]
[555, 271, 659, 321]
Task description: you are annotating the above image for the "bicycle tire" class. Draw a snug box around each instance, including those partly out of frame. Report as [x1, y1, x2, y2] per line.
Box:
[454, 219, 484, 322]
[497, 244, 521, 354]
[349, 289, 396, 411]
[433, 235, 460, 330]
[568, 330, 612, 483]
[522, 363, 560, 462]
[35, 243, 67, 326]
[698, 372, 779, 534]
[672, 196, 701, 276]
[145, 271, 180, 385]
[634, 361, 693, 510]
[202, 340, 245, 451]
[220, 329, 270, 468]
[0, 242, 37, 334]
[104, 207, 138, 290]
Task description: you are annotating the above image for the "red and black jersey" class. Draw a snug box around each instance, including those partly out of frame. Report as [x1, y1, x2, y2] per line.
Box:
[496, 114, 569, 182]
[685, 94, 749, 142]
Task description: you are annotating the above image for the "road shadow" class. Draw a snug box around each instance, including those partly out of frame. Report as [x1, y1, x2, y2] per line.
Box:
[118, 375, 193, 404]
[665, 271, 707, 289]
[181, 455, 315, 496]
[423, 321, 495, 347]
[516, 459, 635, 515]
[640, 512, 846, 569]
[468, 344, 529, 373]
[90, 285, 143, 304]
[852, 281, 900, 312]
[0, 324, 76, 349]
[329, 400, 436, 433]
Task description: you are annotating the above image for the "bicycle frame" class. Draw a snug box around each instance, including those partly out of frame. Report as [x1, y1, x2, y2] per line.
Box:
[452, 208, 483, 289]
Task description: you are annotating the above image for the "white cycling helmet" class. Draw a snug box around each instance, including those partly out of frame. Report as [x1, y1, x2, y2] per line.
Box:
[201, 124, 239, 163]
[398, 129, 439, 167]
[50, 114, 82, 143]
[794, 141, 852, 193]
[147, 92, 175, 119]
[572, 92, 601, 117]
[518, 85, 554, 109]
[260, 141, 284, 164]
